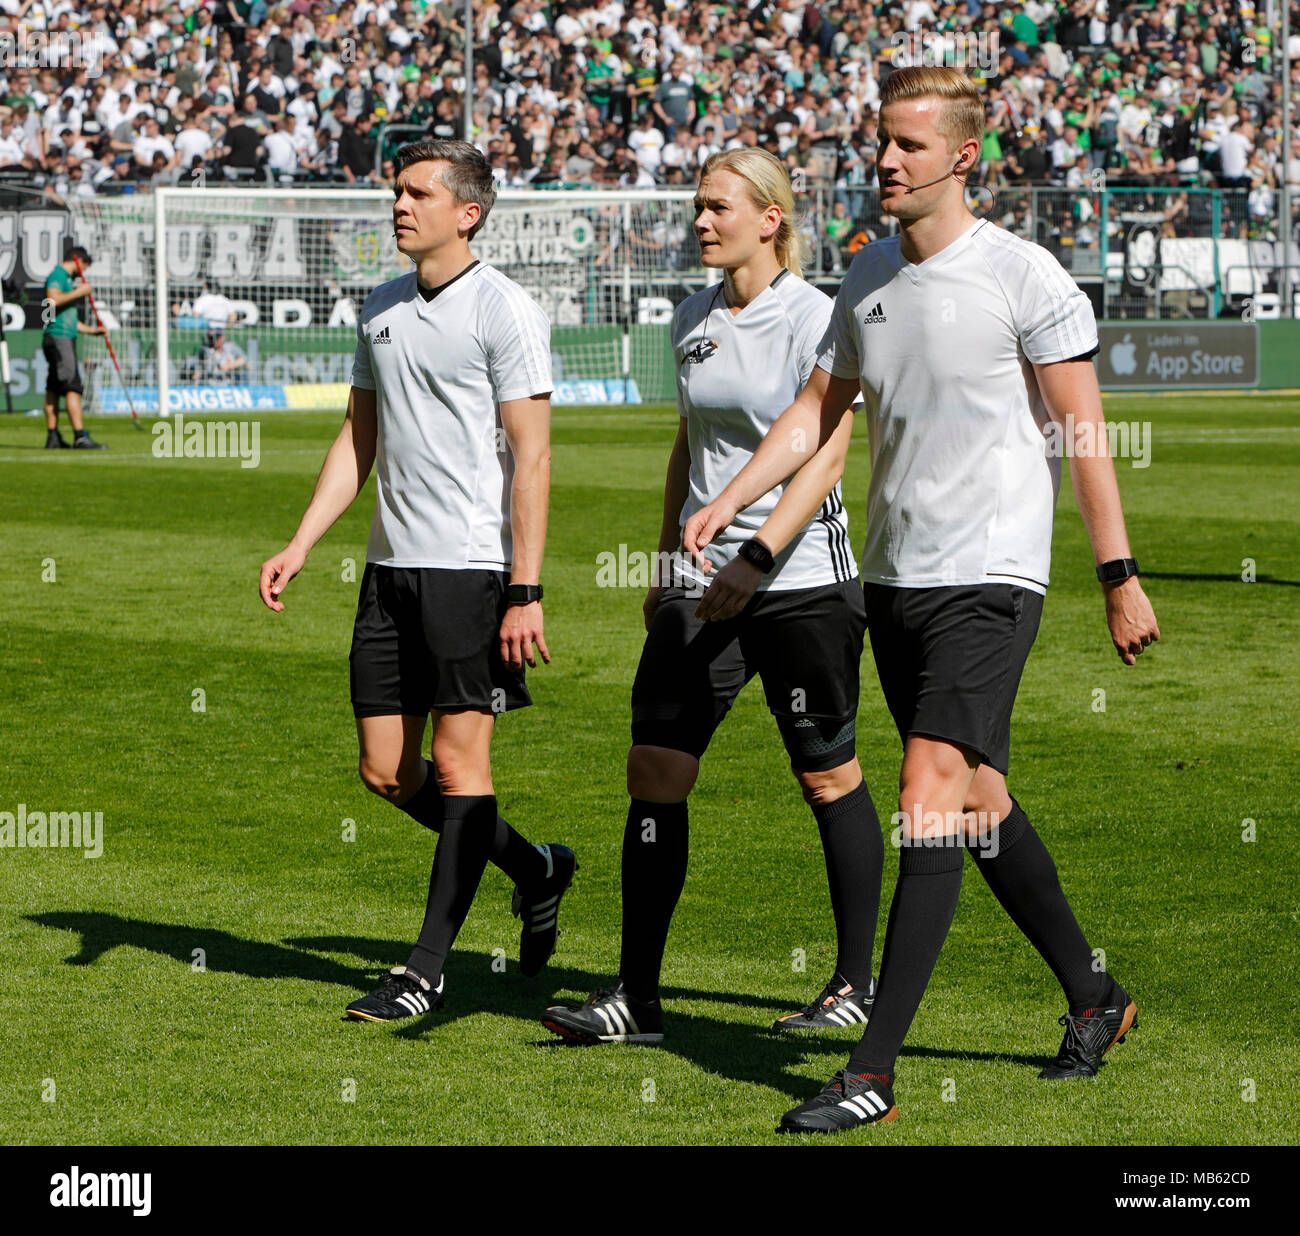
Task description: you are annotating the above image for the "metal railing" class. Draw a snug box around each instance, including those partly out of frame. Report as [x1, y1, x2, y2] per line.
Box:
[1221, 264, 1300, 319]
[794, 183, 1298, 319]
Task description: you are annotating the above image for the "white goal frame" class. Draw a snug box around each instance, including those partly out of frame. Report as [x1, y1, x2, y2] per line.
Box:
[145, 185, 701, 417]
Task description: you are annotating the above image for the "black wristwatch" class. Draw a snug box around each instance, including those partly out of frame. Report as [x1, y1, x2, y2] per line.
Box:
[507, 583, 544, 605]
[1096, 558, 1139, 584]
[737, 537, 776, 574]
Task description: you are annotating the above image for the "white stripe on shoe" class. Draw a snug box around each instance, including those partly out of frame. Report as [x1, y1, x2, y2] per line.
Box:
[607, 1002, 629, 1037]
[395, 992, 426, 1015]
[615, 1000, 638, 1035]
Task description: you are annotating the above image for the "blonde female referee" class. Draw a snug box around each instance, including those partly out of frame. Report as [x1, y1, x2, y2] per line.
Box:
[542, 148, 885, 1045]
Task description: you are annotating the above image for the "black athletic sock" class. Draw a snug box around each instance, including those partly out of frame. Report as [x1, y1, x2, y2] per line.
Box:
[73, 428, 89, 440]
[848, 840, 964, 1078]
[810, 780, 883, 991]
[405, 794, 498, 984]
[398, 772, 445, 833]
[399, 765, 546, 886]
[618, 798, 688, 1005]
[966, 799, 1108, 1013]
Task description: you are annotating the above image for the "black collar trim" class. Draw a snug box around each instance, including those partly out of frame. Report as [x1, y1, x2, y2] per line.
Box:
[417, 259, 480, 302]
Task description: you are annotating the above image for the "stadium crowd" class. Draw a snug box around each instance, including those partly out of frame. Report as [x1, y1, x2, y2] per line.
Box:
[0, 0, 1296, 254]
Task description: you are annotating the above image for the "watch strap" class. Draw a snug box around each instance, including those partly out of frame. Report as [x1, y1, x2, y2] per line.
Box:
[1096, 558, 1139, 584]
[507, 583, 543, 605]
[737, 538, 776, 574]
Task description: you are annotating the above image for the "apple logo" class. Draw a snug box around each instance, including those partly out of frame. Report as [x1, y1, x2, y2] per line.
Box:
[1110, 333, 1138, 376]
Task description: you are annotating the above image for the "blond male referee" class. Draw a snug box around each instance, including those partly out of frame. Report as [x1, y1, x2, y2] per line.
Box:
[687, 68, 1160, 1132]
[260, 140, 576, 1022]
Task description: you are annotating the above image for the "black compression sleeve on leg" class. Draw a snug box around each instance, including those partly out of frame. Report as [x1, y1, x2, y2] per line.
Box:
[811, 780, 883, 990]
[618, 798, 688, 1005]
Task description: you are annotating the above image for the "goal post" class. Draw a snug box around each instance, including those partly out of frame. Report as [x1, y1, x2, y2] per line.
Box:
[67, 185, 702, 417]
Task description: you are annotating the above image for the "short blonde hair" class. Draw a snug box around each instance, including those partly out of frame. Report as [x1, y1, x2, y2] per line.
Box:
[698, 147, 805, 278]
[880, 66, 984, 150]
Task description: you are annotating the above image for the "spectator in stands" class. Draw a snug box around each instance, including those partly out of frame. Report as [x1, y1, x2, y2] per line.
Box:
[190, 282, 239, 332]
[201, 329, 248, 382]
[627, 108, 665, 178]
[338, 110, 377, 183]
[265, 115, 299, 179]
[134, 115, 178, 180]
[11, 101, 44, 163]
[252, 63, 287, 118]
[1218, 121, 1254, 191]
[174, 109, 215, 182]
[220, 109, 265, 178]
[653, 56, 695, 135]
[0, 111, 34, 170]
[1005, 127, 1050, 184]
[43, 92, 84, 141]
[565, 137, 605, 182]
[824, 198, 852, 274]
[338, 63, 376, 120]
[427, 96, 459, 141]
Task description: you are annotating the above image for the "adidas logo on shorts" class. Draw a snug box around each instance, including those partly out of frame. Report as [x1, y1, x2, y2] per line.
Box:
[372, 325, 393, 344]
[863, 302, 887, 324]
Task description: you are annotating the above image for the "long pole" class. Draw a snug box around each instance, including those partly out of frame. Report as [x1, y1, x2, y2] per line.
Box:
[156, 188, 170, 418]
[463, 0, 474, 143]
[1282, 0, 1293, 315]
[75, 253, 142, 428]
[0, 277, 12, 416]
[621, 201, 631, 404]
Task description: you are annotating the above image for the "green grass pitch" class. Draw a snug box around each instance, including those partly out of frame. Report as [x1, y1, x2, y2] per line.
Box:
[1, 394, 1296, 1146]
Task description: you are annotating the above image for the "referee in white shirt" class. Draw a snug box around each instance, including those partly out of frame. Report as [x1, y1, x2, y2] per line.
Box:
[260, 140, 577, 1023]
[542, 148, 884, 1047]
[687, 68, 1160, 1132]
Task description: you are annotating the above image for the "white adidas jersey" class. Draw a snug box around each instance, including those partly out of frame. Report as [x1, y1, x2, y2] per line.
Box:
[351, 262, 552, 570]
[673, 269, 854, 593]
[816, 220, 1098, 594]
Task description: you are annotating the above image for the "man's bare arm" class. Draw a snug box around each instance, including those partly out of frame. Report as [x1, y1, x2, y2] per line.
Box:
[498, 392, 551, 668]
[45, 282, 91, 308]
[682, 365, 859, 562]
[259, 385, 377, 610]
[692, 405, 857, 622]
[1034, 358, 1160, 664]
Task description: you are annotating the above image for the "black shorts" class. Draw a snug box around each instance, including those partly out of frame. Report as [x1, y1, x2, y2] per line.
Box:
[864, 582, 1043, 775]
[349, 565, 532, 718]
[43, 336, 83, 397]
[631, 579, 867, 772]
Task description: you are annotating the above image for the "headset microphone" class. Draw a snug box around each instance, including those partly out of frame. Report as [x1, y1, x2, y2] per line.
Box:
[901, 157, 969, 193]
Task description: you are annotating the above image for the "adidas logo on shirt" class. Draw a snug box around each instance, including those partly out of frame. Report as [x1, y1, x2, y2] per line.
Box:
[863, 302, 887, 324]
[372, 325, 392, 344]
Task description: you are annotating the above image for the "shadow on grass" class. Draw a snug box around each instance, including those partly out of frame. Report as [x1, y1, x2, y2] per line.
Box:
[26, 911, 374, 987]
[1142, 571, 1300, 588]
[29, 913, 1056, 1096]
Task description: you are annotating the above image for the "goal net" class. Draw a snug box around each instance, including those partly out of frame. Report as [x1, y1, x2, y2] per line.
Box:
[66, 187, 701, 417]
